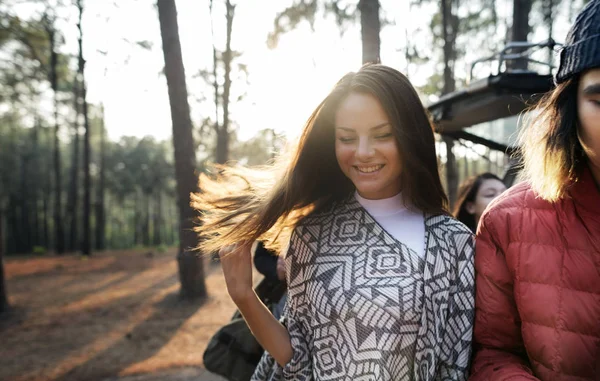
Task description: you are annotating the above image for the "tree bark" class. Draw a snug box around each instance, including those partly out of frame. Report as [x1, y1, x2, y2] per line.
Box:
[77, 0, 92, 256]
[209, 0, 220, 156]
[43, 167, 50, 250]
[358, 0, 381, 64]
[95, 106, 106, 251]
[31, 124, 40, 248]
[47, 23, 65, 255]
[67, 77, 80, 252]
[0, 206, 9, 314]
[441, 0, 458, 95]
[134, 192, 140, 246]
[443, 136, 458, 208]
[509, 0, 533, 70]
[542, 0, 555, 65]
[8, 194, 19, 254]
[143, 193, 150, 247]
[215, 0, 235, 164]
[157, 0, 206, 299]
[441, 0, 459, 208]
[153, 191, 162, 246]
[20, 150, 32, 254]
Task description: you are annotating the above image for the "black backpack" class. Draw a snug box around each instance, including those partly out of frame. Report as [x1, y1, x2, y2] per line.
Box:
[203, 278, 286, 381]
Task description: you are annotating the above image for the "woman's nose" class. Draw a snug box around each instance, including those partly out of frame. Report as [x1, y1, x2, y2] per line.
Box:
[355, 137, 374, 160]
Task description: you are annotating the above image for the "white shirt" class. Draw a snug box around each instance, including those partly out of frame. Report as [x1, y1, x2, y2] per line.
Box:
[355, 191, 425, 258]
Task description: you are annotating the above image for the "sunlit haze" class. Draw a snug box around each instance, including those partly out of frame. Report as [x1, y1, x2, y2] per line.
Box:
[10, 0, 575, 142]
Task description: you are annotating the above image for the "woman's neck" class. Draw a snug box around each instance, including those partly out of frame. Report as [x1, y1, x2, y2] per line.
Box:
[354, 191, 407, 217]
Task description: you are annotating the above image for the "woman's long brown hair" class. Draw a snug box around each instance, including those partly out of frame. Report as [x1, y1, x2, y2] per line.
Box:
[192, 64, 448, 254]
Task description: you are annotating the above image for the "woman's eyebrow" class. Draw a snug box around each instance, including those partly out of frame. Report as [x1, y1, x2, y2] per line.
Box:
[582, 83, 600, 95]
[369, 122, 391, 130]
[335, 122, 390, 132]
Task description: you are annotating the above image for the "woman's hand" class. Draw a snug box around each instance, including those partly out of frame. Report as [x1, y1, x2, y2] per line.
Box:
[219, 242, 254, 304]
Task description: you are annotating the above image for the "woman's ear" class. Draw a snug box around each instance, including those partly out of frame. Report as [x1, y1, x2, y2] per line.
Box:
[465, 201, 476, 215]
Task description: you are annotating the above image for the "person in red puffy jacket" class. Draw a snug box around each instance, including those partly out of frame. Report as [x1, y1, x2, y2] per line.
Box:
[469, 2, 600, 380]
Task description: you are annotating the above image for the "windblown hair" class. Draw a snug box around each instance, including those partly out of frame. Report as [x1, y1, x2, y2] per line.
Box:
[192, 64, 448, 254]
[519, 77, 585, 202]
[453, 172, 503, 233]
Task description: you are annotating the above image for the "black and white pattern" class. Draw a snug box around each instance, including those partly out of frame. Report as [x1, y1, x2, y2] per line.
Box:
[252, 198, 475, 381]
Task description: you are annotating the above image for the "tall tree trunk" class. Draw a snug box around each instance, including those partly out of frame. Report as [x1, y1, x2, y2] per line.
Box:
[0, 206, 9, 314]
[20, 152, 32, 254]
[167, 199, 175, 245]
[358, 0, 381, 64]
[43, 171, 50, 250]
[443, 136, 458, 207]
[157, 0, 207, 299]
[31, 123, 40, 248]
[542, 0, 555, 66]
[209, 0, 220, 153]
[153, 191, 162, 246]
[134, 192, 140, 245]
[441, 0, 459, 208]
[143, 193, 150, 247]
[47, 23, 65, 254]
[8, 194, 19, 254]
[77, 0, 92, 256]
[67, 77, 80, 252]
[441, 0, 458, 95]
[509, 0, 533, 70]
[215, 0, 235, 164]
[95, 106, 106, 251]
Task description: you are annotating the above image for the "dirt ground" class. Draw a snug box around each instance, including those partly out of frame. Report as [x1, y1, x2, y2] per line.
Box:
[0, 248, 237, 381]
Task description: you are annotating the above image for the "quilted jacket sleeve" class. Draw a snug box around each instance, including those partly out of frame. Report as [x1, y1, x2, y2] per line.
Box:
[469, 211, 539, 381]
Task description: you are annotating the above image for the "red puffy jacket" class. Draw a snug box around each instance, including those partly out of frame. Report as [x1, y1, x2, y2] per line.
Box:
[470, 166, 600, 381]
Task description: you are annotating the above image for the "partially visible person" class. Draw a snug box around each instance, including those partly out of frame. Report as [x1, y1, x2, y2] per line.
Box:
[469, 2, 600, 380]
[253, 241, 287, 319]
[453, 173, 507, 233]
[253, 241, 286, 284]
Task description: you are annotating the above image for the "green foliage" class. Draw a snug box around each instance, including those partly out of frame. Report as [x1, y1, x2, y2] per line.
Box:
[229, 129, 284, 166]
[268, 0, 318, 48]
[267, 0, 360, 49]
[418, 72, 444, 96]
[32, 246, 46, 254]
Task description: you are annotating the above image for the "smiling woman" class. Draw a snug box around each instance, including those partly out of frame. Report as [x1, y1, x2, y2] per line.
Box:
[192, 64, 476, 381]
[334, 94, 403, 200]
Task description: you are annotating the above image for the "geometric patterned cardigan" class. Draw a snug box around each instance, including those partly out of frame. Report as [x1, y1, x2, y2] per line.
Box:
[252, 197, 475, 381]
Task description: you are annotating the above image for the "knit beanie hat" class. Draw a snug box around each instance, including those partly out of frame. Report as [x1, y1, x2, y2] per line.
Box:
[555, 0, 600, 84]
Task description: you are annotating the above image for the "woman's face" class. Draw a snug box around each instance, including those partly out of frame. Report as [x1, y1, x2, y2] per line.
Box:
[466, 178, 507, 224]
[334, 92, 403, 200]
[577, 68, 600, 179]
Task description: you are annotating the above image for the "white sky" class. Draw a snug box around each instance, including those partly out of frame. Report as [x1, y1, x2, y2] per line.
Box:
[8, 0, 581, 143]
[58, 0, 427, 142]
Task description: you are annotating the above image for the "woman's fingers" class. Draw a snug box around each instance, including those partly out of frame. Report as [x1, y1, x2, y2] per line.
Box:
[218, 243, 238, 258]
[218, 242, 254, 303]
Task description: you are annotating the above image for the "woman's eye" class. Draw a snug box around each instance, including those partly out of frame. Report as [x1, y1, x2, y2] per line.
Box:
[375, 133, 393, 140]
[338, 137, 355, 143]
